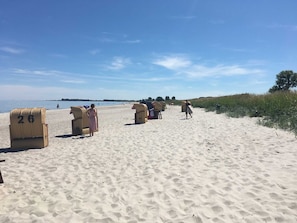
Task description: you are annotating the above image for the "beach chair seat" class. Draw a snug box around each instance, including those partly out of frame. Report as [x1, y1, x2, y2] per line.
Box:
[160, 101, 166, 111]
[181, 101, 186, 112]
[151, 101, 163, 119]
[9, 108, 48, 149]
[70, 106, 90, 135]
[132, 104, 148, 124]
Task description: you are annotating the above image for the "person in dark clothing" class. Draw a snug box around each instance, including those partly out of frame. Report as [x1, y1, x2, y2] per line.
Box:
[185, 100, 192, 119]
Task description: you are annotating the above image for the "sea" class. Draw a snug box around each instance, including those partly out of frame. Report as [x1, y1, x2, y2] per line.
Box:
[0, 100, 128, 114]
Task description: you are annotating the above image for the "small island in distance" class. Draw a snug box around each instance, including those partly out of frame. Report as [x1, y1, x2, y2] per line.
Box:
[60, 98, 136, 102]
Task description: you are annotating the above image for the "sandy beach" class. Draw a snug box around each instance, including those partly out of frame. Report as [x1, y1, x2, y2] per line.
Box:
[0, 104, 296, 223]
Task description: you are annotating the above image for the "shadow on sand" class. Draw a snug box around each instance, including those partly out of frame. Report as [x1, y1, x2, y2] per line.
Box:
[0, 147, 42, 154]
[55, 134, 73, 138]
[55, 134, 89, 139]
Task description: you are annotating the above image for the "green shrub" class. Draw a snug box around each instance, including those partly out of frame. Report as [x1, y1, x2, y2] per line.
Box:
[183, 91, 297, 135]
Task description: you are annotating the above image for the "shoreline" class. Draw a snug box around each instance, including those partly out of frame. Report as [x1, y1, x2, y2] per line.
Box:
[0, 104, 296, 222]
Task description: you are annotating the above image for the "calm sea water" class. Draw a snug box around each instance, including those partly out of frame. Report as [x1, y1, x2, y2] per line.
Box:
[0, 100, 127, 113]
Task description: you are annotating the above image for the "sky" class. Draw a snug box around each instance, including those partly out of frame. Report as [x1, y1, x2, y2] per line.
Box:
[0, 0, 297, 101]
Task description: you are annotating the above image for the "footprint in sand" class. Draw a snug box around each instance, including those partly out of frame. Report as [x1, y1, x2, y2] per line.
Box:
[192, 214, 203, 223]
[269, 192, 283, 201]
[211, 205, 223, 213]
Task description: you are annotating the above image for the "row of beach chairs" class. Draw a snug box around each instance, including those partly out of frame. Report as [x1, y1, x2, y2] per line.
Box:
[132, 101, 166, 124]
[8, 106, 94, 150]
[7, 102, 167, 150]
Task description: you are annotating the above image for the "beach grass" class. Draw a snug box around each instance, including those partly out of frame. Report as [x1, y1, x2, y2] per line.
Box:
[178, 91, 297, 135]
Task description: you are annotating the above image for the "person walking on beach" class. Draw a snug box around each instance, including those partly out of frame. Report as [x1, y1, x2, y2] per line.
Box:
[87, 103, 98, 137]
[185, 100, 192, 119]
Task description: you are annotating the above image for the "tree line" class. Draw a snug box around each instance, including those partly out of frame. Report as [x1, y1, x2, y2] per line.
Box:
[141, 96, 176, 102]
[141, 70, 297, 102]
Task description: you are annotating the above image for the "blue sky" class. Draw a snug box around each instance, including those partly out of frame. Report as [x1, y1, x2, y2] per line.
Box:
[1, 0, 297, 100]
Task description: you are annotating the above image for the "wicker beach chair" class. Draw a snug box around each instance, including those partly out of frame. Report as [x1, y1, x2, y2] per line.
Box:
[9, 108, 49, 149]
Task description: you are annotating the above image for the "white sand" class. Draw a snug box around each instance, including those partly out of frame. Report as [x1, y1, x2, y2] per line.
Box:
[0, 104, 296, 223]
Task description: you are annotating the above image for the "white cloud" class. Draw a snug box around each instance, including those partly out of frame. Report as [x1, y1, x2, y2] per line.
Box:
[123, 40, 141, 44]
[185, 64, 262, 78]
[0, 46, 24, 54]
[153, 55, 263, 78]
[267, 23, 297, 31]
[0, 84, 82, 100]
[89, 49, 100, 55]
[61, 79, 86, 84]
[107, 57, 131, 70]
[7, 69, 87, 85]
[153, 56, 192, 70]
[13, 68, 62, 76]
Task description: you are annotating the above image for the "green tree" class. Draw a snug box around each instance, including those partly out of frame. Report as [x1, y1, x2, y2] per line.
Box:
[269, 70, 297, 93]
[171, 96, 176, 100]
[156, 96, 164, 101]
